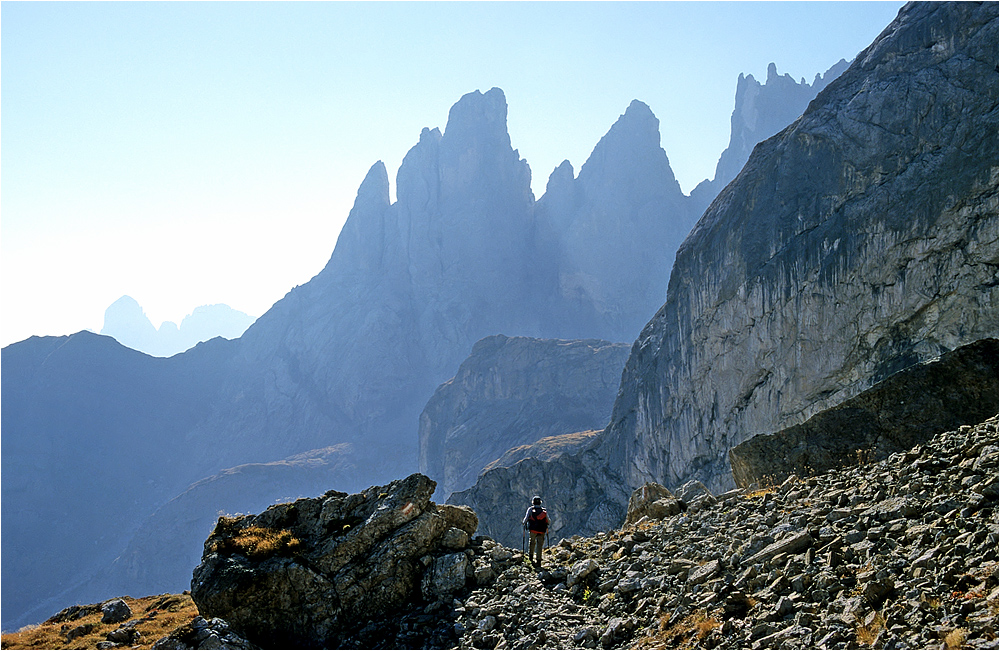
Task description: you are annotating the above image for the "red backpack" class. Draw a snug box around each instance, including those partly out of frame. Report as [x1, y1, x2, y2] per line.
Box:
[527, 505, 548, 533]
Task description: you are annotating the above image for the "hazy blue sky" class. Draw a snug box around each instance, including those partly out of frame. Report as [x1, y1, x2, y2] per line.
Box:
[2, 1, 905, 347]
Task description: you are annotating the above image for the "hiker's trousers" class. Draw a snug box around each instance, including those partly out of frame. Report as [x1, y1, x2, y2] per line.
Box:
[529, 531, 545, 565]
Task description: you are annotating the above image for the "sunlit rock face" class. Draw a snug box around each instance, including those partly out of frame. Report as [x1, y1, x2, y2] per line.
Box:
[418, 335, 630, 500]
[599, 1, 999, 493]
[191, 474, 479, 649]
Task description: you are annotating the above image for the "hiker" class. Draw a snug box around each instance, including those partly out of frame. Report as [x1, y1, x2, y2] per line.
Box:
[522, 495, 549, 567]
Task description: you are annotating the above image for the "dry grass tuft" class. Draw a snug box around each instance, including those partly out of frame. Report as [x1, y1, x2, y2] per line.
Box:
[1, 593, 199, 650]
[634, 609, 721, 648]
[208, 520, 302, 561]
[855, 611, 886, 646]
[944, 628, 969, 649]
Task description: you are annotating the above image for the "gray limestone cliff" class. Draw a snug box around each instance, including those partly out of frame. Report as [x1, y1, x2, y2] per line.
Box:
[418, 335, 629, 500]
[454, 1, 999, 541]
[600, 1, 998, 494]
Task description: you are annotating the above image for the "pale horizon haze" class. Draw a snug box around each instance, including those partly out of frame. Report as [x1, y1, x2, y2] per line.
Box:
[1, 1, 906, 348]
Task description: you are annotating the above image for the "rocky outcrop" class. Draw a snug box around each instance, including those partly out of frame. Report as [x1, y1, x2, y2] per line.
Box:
[448, 449, 630, 550]
[152, 616, 253, 650]
[419, 335, 629, 499]
[190, 474, 479, 649]
[623, 482, 685, 527]
[483, 430, 601, 472]
[599, 1, 998, 494]
[730, 338, 999, 487]
[688, 60, 850, 214]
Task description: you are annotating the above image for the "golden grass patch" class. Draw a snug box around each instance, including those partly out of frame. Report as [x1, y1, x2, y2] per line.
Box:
[944, 628, 969, 649]
[1, 593, 199, 650]
[208, 518, 302, 561]
[855, 611, 885, 647]
[633, 608, 721, 648]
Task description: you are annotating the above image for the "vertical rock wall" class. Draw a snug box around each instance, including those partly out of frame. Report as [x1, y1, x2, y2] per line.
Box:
[598, 1, 999, 493]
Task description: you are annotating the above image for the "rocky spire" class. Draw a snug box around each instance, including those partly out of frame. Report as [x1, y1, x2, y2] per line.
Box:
[535, 99, 695, 342]
[323, 161, 391, 278]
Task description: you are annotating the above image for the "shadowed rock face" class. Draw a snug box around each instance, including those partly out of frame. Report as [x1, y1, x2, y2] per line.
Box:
[533, 101, 696, 342]
[418, 335, 629, 500]
[448, 452, 625, 550]
[191, 474, 478, 649]
[729, 338, 1000, 487]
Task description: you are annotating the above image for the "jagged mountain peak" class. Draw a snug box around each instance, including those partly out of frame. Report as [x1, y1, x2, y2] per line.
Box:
[442, 87, 512, 148]
[544, 159, 575, 194]
[576, 99, 680, 198]
[356, 160, 390, 208]
[323, 160, 392, 278]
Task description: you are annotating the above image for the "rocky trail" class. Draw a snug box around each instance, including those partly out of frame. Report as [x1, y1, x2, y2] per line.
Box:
[357, 416, 999, 650]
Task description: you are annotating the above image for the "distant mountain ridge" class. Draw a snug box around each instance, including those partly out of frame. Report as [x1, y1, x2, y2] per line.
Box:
[100, 295, 255, 357]
[3, 56, 853, 630]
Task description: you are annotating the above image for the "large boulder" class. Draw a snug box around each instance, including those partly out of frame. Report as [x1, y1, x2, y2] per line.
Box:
[190, 474, 478, 648]
[623, 482, 684, 526]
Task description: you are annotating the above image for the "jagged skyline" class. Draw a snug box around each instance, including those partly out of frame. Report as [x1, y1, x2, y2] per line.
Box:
[2, 1, 904, 347]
